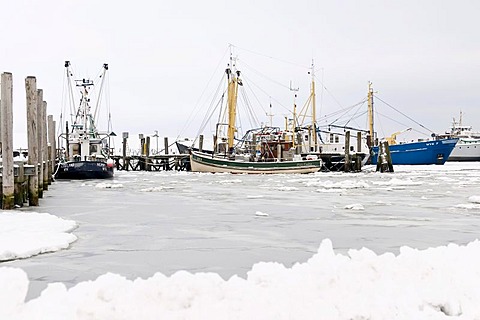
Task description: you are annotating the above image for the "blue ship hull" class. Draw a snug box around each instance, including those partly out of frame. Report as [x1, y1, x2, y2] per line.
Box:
[371, 138, 458, 165]
[55, 161, 114, 179]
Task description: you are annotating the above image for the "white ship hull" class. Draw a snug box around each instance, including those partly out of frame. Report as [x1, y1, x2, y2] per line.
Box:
[448, 139, 480, 161]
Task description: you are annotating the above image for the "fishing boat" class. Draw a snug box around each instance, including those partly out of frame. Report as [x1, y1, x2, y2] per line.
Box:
[182, 56, 369, 172]
[435, 112, 480, 162]
[54, 61, 115, 179]
[367, 83, 458, 165]
[189, 53, 322, 174]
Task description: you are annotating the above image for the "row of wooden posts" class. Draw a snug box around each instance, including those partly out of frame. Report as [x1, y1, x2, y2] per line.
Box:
[112, 134, 189, 171]
[0, 73, 56, 209]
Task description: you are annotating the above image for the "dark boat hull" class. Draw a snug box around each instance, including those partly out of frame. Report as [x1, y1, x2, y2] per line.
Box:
[55, 161, 114, 179]
[371, 138, 458, 165]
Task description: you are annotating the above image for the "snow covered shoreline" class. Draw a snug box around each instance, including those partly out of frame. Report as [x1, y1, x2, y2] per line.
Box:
[2, 206, 480, 319]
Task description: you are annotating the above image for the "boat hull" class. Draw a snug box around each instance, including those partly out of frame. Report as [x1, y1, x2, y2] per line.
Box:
[448, 139, 480, 161]
[190, 151, 321, 174]
[55, 161, 114, 179]
[370, 138, 458, 165]
[179, 141, 367, 172]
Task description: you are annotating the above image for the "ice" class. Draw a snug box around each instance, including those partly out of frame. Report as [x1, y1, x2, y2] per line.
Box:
[0, 211, 77, 261]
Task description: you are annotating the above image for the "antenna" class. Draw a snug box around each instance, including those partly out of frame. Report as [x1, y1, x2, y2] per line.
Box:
[266, 98, 274, 127]
[289, 80, 299, 93]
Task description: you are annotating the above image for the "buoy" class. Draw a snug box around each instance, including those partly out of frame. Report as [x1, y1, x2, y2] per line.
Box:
[107, 158, 114, 168]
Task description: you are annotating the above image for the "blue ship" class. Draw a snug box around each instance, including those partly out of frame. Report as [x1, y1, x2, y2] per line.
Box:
[370, 138, 458, 165]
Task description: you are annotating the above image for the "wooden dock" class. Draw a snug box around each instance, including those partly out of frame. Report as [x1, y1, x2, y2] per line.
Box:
[0, 73, 56, 209]
[111, 154, 190, 171]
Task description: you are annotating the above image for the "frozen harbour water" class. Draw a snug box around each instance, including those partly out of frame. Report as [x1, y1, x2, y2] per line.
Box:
[2, 162, 480, 319]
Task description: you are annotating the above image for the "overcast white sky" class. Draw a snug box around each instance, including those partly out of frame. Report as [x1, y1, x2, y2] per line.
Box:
[1, 0, 479, 149]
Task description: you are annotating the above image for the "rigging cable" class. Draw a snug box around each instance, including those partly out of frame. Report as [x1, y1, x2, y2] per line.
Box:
[375, 95, 434, 133]
[176, 47, 230, 140]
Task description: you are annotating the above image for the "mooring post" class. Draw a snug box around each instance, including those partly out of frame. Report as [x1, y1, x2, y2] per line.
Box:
[376, 140, 394, 173]
[42, 101, 49, 190]
[122, 132, 128, 171]
[344, 130, 351, 172]
[145, 136, 151, 171]
[139, 134, 145, 170]
[384, 141, 394, 172]
[26, 77, 39, 206]
[164, 137, 169, 155]
[199, 135, 204, 153]
[357, 132, 362, 153]
[52, 120, 57, 168]
[47, 115, 55, 183]
[1, 72, 15, 209]
[14, 163, 25, 207]
[36, 89, 44, 198]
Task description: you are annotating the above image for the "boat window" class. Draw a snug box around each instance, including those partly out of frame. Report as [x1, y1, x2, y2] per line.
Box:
[329, 134, 334, 143]
[90, 145, 98, 153]
[71, 143, 80, 155]
[350, 146, 354, 152]
[335, 135, 339, 143]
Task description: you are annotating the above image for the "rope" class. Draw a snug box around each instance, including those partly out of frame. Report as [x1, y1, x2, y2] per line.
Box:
[176, 47, 230, 138]
[375, 95, 434, 133]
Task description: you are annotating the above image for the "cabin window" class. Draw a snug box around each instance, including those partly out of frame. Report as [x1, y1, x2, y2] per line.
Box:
[71, 143, 80, 155]
[90, 145, 98, 153]
[329, 134, 334, 143]
[335, 135, 339, 143]
[304, 135, 309, 141]
[350, 146, 354, 152]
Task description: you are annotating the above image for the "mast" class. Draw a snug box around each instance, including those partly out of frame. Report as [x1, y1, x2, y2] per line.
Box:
[289, 81, 299, 149]
[310, 60, 318, 152]
[367, 81, 375, 147]
[226, 54, 240, 152]
[93, 63, 109, 124]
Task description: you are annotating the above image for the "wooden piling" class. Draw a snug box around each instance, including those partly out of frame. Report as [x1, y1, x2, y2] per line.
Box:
[47, 115, 55, 183]
[1, 72, 15, 209]
[145, 136, 151, 171]
[199, 135, 204, 153]
[146, 136, 150, 157]
[357, 132, 362, 153]
[26, 77, 39, 206]
[376, 140, 394, 173]
[42, 101, 49, 190]
[122, 132, 128, 171]
[164, 137, 169, 155]
[52, 120, 57, 166]
[36, 89, 44, 198]
[344, 130, 351, 172]
[14, 162, 26, 207]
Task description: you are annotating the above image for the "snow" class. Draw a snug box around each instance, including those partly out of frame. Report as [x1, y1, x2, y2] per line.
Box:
[344, 203, 365, 210]
[0, 211, 77, 261]
[0, 211, 479, 319]
[1, 238, 480, 319]
[94, 182, 124, 189]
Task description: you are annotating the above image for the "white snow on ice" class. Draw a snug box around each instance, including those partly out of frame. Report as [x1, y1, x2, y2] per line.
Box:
[0, 211, 77, 261]
[2, 170, 480, 318]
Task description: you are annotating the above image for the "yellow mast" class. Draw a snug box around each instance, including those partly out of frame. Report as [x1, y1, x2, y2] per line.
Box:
[226, 58, 240, 150]
[310, 61, 318, 152]
[367, 81, 375, 146]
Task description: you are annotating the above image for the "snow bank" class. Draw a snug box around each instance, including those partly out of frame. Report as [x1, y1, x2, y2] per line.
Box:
[2, 239, 480, 319]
